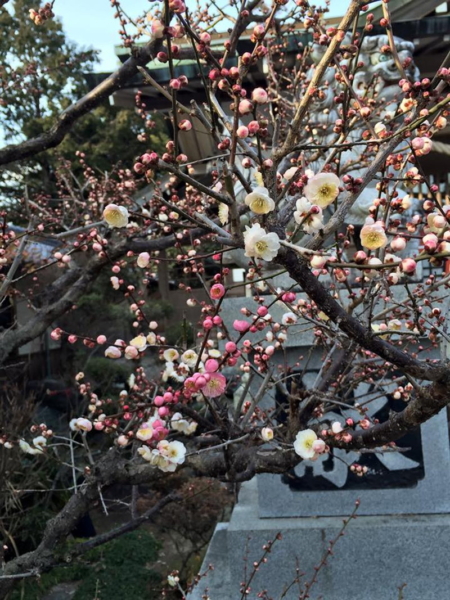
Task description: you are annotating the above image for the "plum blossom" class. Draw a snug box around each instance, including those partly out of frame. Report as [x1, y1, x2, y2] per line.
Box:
[218, 202, 229, 225]
[164, 348, 180, 362]
[244, 186, 275, 215]
[294, 429, 318, 460]
[251, 87, 268, 103]
[261, 427, 274, 442]
[110, 276, 120, 290]
[210, 283, 225, 300]
[140, 439, 187, 472]
[148, 18, 165, 39]
[136, 422, 154, 441]
[32, 436, 48, 451]
[203, 372, 227, 398]
[360, 218, 388, 250]
[124, 345, 139, 359]
[137, 252, 150, 268]
[281, 312, 297, 325]
[303, 172, 340, 208]
[129, 334, 147, 352]
[181, 349, 198, 367]
[171, 413, 198, 435]
[167, 575, 180, 587]
[283, 166, 298, 180]
[103, 204, 129, 228]
[293, 197, 324, 233]
[331, 421, 343, 434]
[244, 223, 280, 261]
[70, 418, 93, 432]
[19, 439, 44, 455]
[105, 345, 121, 359]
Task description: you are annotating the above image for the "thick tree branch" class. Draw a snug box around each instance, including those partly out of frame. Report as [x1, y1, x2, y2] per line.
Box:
[276, 246, 448, 382]
[0, 38, 165, 167]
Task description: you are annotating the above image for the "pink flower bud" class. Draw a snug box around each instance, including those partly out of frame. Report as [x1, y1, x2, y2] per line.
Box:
[203, 318, 213, 330]
[194, 376, 207, 389]
[257, 306, 268, 317]
[238, 99, 253, 115]
[312, 439, 326, 454]
[154, 395, 165, 407]
[169, 78, 181, 90]
[178, 119, 192, 131]
[233, 320, 250, 332]
[68, 335, 77, 344]
[158, 406, 170, 417]
[423, 233, 438, 253]
[225, 341, 237, 353]
[401, 258, 417, 274]
[236, 125, 249, 138]
[124, 345, 139, 359]
[51, 328, 62, 341]
[96, 335, 107, 345]
[252, 24, 265, 39]
[205, 359, 219, 373]
[353, 250, 367, 264]
[390, 237, 406, 252]
[411, 137, 425, 150]
[248, 121, 260, 135]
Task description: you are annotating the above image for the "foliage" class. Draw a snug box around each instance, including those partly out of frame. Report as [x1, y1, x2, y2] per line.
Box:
[11, 531, 162, 600]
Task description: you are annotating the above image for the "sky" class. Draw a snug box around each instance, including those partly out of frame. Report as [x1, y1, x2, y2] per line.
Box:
[53, 0, 354, 73]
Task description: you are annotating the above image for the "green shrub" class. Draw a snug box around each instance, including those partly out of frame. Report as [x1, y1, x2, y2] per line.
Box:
[12, 530, 162, 600]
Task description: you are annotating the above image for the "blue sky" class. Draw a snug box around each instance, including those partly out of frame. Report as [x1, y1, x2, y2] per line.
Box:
[54, 0, 354, 72]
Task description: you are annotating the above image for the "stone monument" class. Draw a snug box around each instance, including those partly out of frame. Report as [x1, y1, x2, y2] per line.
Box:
[188, 294, 450, 600]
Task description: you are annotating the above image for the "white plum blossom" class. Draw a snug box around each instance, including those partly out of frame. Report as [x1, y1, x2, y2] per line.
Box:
[105, 345, 121, 359]
[244, 186, 275, 215]
[32, 436, 47, 451]
[129, 334, 147, 352]
[303, 172, 340, 208]
[110, 276, 120, 290]
[137, 252, 150, 268]
[244, 223, 280, 262]
[136, 422, 154, 441]
[138, 440, 187, 473]
[281, 312, 298, 325]
[293, 197, 324, 234]
[19, 439, 44, 455]
[261, 427, 274, 442]
[147, 332, 157, 345]
[163, 348, 180, 362]
[103, 204, 129, 228]
[331, 421, 343, 434]
[158, 439, 187, 466]
[181, 349, 198, 367]
[70, 418, 93, 432]
[360, 218, 388, 250]
[167, 575, 180, 587]
[171, 413, 198, 435]
[294, 429, 318, 460]
[283, 166, 298, 180]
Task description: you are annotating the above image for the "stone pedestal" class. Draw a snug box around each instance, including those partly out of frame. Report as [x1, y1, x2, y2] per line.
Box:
[191, 293, 450, 599]
[190, 478, 450, 600]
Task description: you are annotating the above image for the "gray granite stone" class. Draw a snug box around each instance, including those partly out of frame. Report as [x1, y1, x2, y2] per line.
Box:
[187, 523, 231, 600]
[192, 479, 450, 600]
[258, 407, 450, 517]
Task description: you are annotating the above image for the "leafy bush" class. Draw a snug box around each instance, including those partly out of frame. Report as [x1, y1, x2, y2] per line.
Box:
[12, 530, 162, 600]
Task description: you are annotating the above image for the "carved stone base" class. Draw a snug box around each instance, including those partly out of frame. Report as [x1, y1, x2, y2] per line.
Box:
[189, 478, 450, 600]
